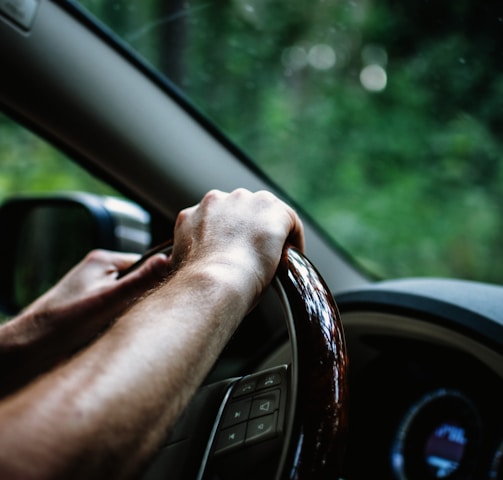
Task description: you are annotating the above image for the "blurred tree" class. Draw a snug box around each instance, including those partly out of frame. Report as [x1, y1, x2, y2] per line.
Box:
[3, 0, 502, 283]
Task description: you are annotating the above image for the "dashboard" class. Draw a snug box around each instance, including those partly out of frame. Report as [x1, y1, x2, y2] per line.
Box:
[126, 266, 503, 480]
[337, 279, 503, 479]
[193, 277, 503, 480]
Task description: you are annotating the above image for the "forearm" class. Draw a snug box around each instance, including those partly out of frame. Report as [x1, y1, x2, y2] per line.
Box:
[0, 262, 250, 480]
[0, 311, 68, 396]
[0, 297, 113, 397]
[0, 251, 169, 398]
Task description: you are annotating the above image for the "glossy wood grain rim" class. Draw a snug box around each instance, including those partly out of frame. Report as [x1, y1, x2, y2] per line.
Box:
[275, 247, 349, 480]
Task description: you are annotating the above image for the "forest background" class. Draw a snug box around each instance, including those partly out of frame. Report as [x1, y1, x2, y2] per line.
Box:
[1, 0, 502, 283]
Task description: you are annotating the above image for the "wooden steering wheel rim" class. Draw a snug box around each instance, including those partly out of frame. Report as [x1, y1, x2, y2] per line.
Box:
[274, 247, 349, 480]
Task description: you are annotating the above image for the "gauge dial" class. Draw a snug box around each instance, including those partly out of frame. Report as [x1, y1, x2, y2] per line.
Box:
[391, 389, 483, 480]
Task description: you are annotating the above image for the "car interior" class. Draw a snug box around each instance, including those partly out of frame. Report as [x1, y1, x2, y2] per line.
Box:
[0, 1, 502, 479]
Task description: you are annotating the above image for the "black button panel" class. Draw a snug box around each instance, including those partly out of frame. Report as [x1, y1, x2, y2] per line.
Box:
[250, 389, 280, 418]
[213, 366, 288, 456]
[221, 398, 252, 428]
[215, 422, 247, 453]
[246, 412, 278, 443]
[256, 372, 281, 390]
[233, 379, 257, 397]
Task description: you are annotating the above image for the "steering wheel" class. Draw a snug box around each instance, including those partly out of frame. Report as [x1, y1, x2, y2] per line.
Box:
[139, 246, 349, 480]
[262, 246, 349, 479]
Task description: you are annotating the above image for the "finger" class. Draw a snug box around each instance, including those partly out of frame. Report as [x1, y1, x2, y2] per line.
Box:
[106, 252, 143, 272]
[136, 253, 172, 280]
[116, 253, 171, 289]
[286, 209, 305, 253]
[83, 250, 142, 278]
[253, 191, 305, 253]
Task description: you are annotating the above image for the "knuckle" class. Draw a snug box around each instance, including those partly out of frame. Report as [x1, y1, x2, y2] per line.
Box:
[231, 187, 251, 197]
[204, 189, 225, 201]
[85, 249, 108, 263]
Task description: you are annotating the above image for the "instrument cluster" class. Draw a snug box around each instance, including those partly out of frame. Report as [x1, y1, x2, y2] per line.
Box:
[343, 334, 502, 479]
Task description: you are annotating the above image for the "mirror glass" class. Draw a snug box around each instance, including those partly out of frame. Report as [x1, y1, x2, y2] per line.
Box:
[13, 204, 96, 309]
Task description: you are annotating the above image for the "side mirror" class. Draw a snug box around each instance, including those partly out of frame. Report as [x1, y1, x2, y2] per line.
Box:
[0, 193, 151, 315]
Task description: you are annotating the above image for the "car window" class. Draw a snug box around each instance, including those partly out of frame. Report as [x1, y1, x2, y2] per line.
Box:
[76, 2, 503, 283]
[0, 112, 118, 202]
[0, 112, 121, 321]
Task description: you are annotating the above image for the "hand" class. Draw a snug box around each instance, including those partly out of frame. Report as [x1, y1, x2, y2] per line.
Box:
[171, 189, 304, 307]
[0, 191, 304, 476]
[24, 249, 170, 319]
[3, 250, 171, 383]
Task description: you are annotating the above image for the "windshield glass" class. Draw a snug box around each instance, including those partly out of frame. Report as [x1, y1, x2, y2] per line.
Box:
[77, 0, 503, 283]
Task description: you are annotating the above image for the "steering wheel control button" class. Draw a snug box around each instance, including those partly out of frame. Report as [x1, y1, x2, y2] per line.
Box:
[222, 399, 252, 428]
[250, 390, 280, 418]
[215, 422, 247, 455]
[246, 412, 278, 444]
[256, 372, 282, 390]
[212, 367, 288, 458]
[232, 379, 256, 397]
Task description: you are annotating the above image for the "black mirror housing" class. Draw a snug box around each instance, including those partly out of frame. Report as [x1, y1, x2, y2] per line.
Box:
[0, 193, 151, 315]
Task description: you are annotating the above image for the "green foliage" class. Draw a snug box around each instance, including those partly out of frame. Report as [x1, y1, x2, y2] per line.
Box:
[0, 113, 116, 202]
[4, 0, 503, 284]
[176, 0, 503, 282]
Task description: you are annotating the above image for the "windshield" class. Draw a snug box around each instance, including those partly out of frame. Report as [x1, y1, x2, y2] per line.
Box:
[76, 0, 503, 283]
